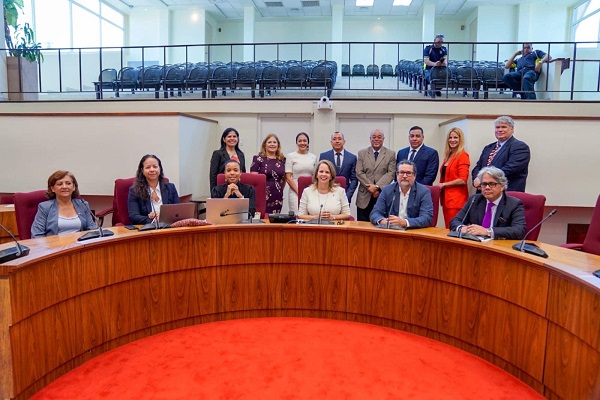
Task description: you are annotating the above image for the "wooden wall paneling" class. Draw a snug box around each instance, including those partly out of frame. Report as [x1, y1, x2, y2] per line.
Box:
[546, 274, 600, 350]
[281, 226, 348, 267]
[0, 278, 14, 400]
[104, 278, 152, 340]
[149, 270, 202, 326]
[217, 227, 281, 266]
[148, 232, 198, 275]
[295, 264, 346, 315]
[346, 230, 411, 273]
[9, 252, 80, 323]
[544, 323, 600, 400]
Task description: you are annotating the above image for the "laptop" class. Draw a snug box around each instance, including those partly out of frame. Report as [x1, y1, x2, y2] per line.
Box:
[205, 198, 250, 224]
[159, 203, 198, 224]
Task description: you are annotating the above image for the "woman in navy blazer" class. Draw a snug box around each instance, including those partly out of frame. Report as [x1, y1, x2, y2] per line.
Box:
[128, 154, 180, 225]
[31, 170, 97, 238]
[209, 128, 246, 190]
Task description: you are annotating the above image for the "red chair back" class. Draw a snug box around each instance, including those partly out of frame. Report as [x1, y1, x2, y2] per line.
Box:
[14, 190, 48, 240]
[297, 176, 347, 206]
[1, 195, 14, 204]
[506, 191, 546, 241]
[582, 194, 600, 256]
[216, 173, 267, 218]
[425, 185, 440, 228]
[112, 177, 136, 226]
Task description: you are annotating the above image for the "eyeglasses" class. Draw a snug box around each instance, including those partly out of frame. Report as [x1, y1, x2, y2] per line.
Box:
[480, 182, 499, 189]
[398, 171, 415, 176]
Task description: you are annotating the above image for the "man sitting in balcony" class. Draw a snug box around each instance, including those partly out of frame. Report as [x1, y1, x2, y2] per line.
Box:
[502, 43, 549, 100]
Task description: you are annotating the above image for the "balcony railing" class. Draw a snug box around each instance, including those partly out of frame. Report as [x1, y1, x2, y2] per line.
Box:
[2, 41, 599, 101]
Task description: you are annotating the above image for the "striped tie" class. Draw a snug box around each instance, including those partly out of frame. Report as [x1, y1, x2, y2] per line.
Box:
[486, 143, 500, 166]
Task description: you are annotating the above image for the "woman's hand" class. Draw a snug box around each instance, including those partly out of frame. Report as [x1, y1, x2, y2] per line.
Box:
[226, 183, 241, 198]
[148, 211, 157, 221]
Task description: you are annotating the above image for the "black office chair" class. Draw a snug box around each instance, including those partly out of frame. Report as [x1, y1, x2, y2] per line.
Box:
[93, 68, 117, 99]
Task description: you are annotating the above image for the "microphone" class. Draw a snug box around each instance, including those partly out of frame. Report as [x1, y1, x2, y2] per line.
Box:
[447, 196, 482, 242]
[307, 204, 334, 225]
[512, 208, 558, 258]
[138, 202, 170, 231]
[0, 222, 30, 264]
[77, 200, 115, 241]
[377, 183, 402, 230]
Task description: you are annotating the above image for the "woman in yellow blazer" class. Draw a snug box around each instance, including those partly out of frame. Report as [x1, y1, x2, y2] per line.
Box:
[438, 127, 470, 228]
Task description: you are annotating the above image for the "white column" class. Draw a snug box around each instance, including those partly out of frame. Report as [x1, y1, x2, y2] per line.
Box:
[243, 6, 256, 61]
[331, 0, 344, 76]
[421, 2, 436, 43]
[0, 4, 7, 101]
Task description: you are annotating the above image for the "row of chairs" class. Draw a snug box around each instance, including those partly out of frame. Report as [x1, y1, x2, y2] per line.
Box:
[341, 64, 395, 79]
[5, 186, 600, 255]
[397, 59, 508, 99]
[94, 60, 338, 99]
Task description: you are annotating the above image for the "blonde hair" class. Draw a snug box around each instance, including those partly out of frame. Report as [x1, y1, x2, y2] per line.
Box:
[259, 133, 285, 160]
[311, 160, 338, 192]
[443, 127, 465, 161]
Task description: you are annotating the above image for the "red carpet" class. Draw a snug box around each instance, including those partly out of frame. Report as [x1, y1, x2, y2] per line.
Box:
[32, 318, 543, 399]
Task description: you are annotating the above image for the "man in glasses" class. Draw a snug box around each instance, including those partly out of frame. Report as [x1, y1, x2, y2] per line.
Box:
[423, 34, 448, 97]
[502, 42, 549, 100]
[471, 115, 530, 192]
[450, 166, 526, 240]
[370, 160, 433, 229]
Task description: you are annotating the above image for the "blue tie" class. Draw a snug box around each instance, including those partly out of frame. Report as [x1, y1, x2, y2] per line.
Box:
[374, 151, 379, 161]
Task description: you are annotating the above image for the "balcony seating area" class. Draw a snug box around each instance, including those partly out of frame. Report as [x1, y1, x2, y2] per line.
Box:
[95, 60, 337, 99]
[396, 59, 509, 98]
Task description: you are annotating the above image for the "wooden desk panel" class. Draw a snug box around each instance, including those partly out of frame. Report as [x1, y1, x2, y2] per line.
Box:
[0, 205, 18, 244]
[0, 224, 598, 400]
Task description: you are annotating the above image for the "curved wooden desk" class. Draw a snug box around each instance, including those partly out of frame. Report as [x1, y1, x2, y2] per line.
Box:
[1, 223, 599, 399]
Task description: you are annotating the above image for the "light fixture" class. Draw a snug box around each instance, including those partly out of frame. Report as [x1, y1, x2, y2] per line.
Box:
[393, 0, 412, 6]
[356, 0, 374, 6]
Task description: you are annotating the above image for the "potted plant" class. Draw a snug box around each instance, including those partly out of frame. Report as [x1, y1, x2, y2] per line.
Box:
[3, 0, 43, 100]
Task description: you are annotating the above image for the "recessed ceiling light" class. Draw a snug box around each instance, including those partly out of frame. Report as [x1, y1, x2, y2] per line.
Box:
[356, 0, 374, 7]
[393, 0, 412, 6]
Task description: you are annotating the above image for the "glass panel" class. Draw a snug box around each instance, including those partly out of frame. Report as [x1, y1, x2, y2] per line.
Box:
[574, 12, 600, 48]
[101, 3, 124, 28]
[101, 20, 124, 48]
[35, 0, 70, 48]
[74, 0, 100, 14]
[73, 5, 100, 48]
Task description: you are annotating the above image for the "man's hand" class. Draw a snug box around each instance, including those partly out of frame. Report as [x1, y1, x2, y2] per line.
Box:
[386, 215, 407, 227]
[463, 224, 488, 236]
[367, 184, 379, 195]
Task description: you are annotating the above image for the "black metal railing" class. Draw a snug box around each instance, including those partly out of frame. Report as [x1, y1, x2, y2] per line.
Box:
[2, 41, 599, 101]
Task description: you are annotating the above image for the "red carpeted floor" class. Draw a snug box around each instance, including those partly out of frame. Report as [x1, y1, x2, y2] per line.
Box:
[32, 318, 543, 399]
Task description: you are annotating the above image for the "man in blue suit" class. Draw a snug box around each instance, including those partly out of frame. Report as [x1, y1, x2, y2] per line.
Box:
[396, 126, 439, 186]
[319, 131, 358, 202]
[471, 116, 530, 192]
[370, 160, 433, 229]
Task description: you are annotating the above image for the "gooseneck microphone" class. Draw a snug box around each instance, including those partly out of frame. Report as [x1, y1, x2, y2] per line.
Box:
[0, 222, 30, 264]
[307, 204, 333, 225]
[220, 209, 265, 224]
[138, 202, 170, 231]
[77, 201, 115, 241]
[376, 184, 402, 230]
[317, 204, 323, 225]
[512, 209, 558, 258]
[447, 196, 481, 242]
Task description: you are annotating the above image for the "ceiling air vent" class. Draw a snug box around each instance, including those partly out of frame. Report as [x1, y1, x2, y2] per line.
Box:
[301, 1, 320, 6]
[264, 1, 284, 7]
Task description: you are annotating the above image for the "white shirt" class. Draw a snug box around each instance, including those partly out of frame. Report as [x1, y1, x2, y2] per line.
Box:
[149, 185, 163, 216]
[298, 186, 350, 217]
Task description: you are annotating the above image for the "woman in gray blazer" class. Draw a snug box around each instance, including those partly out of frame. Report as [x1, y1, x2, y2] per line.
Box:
[31, 170, 97, 238]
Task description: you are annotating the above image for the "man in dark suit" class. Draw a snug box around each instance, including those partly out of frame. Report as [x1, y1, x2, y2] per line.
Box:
[370, 160, 433, 229]
[356, 129, 396, 222]
[396, 126, 439, 186]
[471, 116, 530, 192]
[319, 131, 358, 202]
[450, 166, 526, 240]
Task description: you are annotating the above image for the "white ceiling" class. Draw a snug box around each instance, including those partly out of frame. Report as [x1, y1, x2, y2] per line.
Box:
[109, 0, 578, 21]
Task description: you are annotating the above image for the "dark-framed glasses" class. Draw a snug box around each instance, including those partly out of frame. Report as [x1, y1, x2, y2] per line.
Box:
[480, 182, 499, 189]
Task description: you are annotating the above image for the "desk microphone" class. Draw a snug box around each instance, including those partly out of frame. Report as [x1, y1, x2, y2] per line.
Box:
[0, 222, 30, 264]
[307, 204, 334, 225]
[138, 203, 170, 231]
[447, 196, 482, 242]
[77, 200, 115, 241]
[376, 184, 402, 230]
[512, 209, 557, 258]
[220, 209, 265, 224]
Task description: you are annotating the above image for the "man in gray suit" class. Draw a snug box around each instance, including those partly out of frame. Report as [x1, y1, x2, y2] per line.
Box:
[319, 131, 358, 202]
[355, 129, 397, 221]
